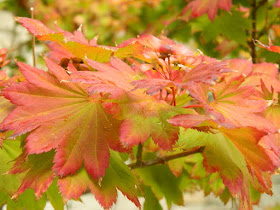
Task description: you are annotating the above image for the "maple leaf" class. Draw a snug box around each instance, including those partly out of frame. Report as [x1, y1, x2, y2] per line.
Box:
[71, 57, 184, 149]
[16, 17, 143, 63]
[0, 57, 126, 180]
[71, 57, 139, 98]
[9, 151, 55, 199]
[184, 77, 277, 132]
[182, 61, 230, 84]
[58, 151, 140, 208]
[178, 127, 278, 210]
[119, 103, 184, 150]
[135, 165, 183, 208]
[263, 105, 280, 128]
[46, 42, 76, 63]
[226, 59, 280, 96]
[244, 62, 280, 93]
[168, 112, 211, 129]
[0, 96, 15, 126]
[136, 35, 193, 60]
[131, 60, 229, 97]
[226, 59, 253, 79]
[6, 143, 140, 208]
[183, 0, 232, 21]
[131, 78, 178, 96]
[0, 139, 23, 196]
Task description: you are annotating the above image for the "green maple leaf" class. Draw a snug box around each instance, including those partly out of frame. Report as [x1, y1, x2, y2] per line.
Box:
[0, 138, 48, 210]
[136, 165, 183, 208]
[0, 139, 23, 196]
[178, 127, 277, 209]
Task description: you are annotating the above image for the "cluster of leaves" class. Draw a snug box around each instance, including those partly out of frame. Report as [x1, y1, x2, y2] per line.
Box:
[0, 8, 280, 209]
[3, 0, 280, 63]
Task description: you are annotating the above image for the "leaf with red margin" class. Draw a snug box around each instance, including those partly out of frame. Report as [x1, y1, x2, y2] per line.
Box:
[210, 77, 277, 132]
[185, 77, 277, 132]
[220, 127, 278, 190]
[9, 151, 54, 199]
[14, 17, 55, 35]
[72, 57, 140, 98]
[182, 0, 232, 21]
[58, 151, 140, 208]
[16, 17, 142, 63]
[120, 103, 186, 150]
[71, 57, 183, 150]
[178, 127, 277, 210]
[0, 58, 126, 180]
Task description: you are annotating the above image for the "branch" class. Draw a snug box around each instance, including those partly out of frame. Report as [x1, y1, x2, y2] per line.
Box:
[135, 143, 143, 167]
[30, 7, 36, 67]
[128, 146, 205, 169]
[250, 0, 269, 63]
[256, 0, 268, 10]
[250, 0, 257, 63]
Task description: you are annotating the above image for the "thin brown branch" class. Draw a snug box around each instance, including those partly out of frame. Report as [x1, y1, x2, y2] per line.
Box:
[128, 146, 205, 169]
[250, 0, 269, 63]
[135, 143, 143, 167]
[250, 0, 257, 63]
[31, 7, 36, 67]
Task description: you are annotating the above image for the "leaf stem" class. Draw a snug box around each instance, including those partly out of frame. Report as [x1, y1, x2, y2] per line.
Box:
[171, 87, 176, 106]
[183, 104, 204, 109]
[128, 146, 205, 169]
[135, 143, 143, 167]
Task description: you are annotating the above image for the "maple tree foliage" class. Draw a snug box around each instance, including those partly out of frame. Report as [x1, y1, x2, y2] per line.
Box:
[182, 0, 232, 21]
[1, 2, 280, 209]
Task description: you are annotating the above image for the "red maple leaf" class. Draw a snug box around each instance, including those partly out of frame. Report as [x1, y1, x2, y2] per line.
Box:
[71, 57, 183, 150]
[183, 0, 232, 21]
[184, 77, 277, 132]
[0, 57, 127, 180]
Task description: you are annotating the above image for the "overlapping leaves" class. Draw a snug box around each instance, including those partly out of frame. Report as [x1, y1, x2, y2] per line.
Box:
[0, 17, 279, 210]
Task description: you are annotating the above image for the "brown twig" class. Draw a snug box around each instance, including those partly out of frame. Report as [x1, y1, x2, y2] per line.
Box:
[250, 0, 257, 63]
[250, 0, 269, 63]
[135, 143, 143, 167]
[128, 146, 205, 169]
[31, 7, 36, 67]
